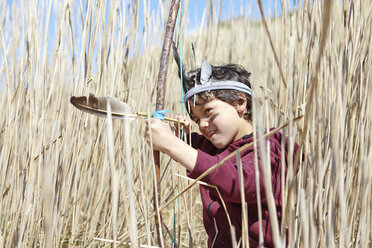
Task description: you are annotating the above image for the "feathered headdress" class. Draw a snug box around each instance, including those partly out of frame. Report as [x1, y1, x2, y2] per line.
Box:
[172, 44, 252, 102]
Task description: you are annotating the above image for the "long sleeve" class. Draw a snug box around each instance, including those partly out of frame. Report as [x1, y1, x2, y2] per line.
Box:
[187, 131, 289, 248]
[187, 147, 264, 203]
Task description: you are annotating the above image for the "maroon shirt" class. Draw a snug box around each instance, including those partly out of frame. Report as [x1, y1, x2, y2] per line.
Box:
[187, 130, 297, 247]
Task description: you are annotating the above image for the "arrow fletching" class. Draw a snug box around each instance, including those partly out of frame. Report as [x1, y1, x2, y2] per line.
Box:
[70, 94, 187, 125]
[70, 94, 132, 119]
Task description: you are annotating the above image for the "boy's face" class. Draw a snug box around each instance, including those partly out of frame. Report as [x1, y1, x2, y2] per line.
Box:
[189, 95, 251, 149]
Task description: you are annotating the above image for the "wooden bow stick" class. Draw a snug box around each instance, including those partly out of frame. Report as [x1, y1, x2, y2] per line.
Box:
[153, 0, 180, 246]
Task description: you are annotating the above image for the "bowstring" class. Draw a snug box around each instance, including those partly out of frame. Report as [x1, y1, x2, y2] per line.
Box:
[171, 2, 184, 247]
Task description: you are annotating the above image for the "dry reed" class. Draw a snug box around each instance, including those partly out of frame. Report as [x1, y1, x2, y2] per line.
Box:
[0, 0, 371, 247]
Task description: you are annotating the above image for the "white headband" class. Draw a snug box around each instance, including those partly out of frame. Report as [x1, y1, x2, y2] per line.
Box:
[184, 61, 252, 102]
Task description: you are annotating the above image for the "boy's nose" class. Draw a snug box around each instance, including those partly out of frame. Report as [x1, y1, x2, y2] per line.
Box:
[199, 118, 209, 128]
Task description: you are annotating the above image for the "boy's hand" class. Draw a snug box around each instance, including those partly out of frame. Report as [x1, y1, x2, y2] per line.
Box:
[171, 114, 191, 137]
[145, 118, 177, 152]
[145, 117, 198, 171]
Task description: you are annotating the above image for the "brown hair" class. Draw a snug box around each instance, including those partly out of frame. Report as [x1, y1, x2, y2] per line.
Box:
[182, 63, 253, 121]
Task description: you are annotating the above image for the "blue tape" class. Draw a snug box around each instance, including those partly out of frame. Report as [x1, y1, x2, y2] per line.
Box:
[153, 110, 170, 120]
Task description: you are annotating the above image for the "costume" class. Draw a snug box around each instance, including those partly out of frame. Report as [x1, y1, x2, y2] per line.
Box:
[187, 130, 298, 248]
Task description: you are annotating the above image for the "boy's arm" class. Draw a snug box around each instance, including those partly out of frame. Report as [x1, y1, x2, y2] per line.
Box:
[145, 118, 197, 171]
[164, 136, 198, 171]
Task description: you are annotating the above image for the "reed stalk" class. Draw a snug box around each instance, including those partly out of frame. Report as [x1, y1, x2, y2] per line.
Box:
[0, 0, 370, 247]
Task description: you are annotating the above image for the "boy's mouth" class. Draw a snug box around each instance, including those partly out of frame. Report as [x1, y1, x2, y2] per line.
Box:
[207, 131, 216, 139]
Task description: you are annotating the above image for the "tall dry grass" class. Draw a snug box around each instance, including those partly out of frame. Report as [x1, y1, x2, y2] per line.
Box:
[0, 0, 371, 247]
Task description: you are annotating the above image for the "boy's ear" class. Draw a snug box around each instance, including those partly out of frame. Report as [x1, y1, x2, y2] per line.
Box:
[235, 93, 247, 115]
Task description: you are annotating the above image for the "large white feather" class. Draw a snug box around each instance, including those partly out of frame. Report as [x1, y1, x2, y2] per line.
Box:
[70, 94, 132, 119]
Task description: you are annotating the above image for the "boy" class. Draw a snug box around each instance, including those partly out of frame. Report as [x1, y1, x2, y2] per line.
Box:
[146, 58, 293, 247]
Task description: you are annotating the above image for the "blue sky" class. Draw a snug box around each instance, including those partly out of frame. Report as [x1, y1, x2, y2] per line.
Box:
[0, 0, 288, 89]
[1, 0, 289, 88]
[4, 0, 286, 43]
[130, 0, 285, 55]
[3, 0, 287, 52]
[140, 0, 284, 31]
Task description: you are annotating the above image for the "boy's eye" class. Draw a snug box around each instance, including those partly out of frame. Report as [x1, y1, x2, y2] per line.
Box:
[205, 108, 212, 115]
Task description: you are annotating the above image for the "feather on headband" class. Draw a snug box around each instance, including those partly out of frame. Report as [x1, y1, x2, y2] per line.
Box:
[172, 45, 252, 101]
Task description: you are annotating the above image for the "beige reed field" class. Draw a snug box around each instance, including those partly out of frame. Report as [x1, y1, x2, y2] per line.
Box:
[0, 0, 371, 247]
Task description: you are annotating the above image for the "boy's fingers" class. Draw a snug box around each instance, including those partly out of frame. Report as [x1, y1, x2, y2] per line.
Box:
[174, 114, 190, 127]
